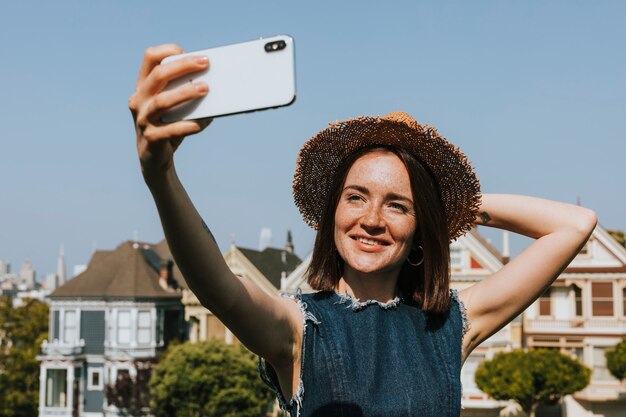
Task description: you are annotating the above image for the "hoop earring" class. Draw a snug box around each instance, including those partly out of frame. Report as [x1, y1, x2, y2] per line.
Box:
[407, 246, 424, 267]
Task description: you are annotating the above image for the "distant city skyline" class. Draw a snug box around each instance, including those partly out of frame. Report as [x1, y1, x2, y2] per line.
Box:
[1, 2, 625, 279]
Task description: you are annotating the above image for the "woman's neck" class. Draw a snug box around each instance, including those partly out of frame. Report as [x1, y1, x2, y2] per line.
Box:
[336, 268, 399, 302]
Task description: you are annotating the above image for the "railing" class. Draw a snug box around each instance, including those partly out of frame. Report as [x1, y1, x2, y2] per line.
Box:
[39, 407, 71, 416]
[104, 343, 163, 358]
[525, 319, 626, 333]
[40, 339, 84, 356]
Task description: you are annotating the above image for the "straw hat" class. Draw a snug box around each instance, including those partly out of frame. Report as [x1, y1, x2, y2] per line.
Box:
[293, 111, 481, 241]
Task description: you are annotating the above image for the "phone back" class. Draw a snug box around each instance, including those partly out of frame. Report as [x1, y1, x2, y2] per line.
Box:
[161, 35, 295, 121]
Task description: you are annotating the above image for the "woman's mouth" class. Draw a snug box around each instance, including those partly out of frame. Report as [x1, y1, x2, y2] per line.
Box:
[353, 236, 389, 247]
[358, 237, 379, 246]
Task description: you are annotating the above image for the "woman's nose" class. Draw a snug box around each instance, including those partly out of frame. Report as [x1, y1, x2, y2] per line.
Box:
[361, 206, 386, 230]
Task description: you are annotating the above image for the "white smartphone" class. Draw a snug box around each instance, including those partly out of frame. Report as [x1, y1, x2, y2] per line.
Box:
[160, 35, 296, 122]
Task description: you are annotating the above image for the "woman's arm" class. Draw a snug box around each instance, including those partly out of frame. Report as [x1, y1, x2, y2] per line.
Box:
[128, 45, 301, 367]
[458, 194, 597, 357]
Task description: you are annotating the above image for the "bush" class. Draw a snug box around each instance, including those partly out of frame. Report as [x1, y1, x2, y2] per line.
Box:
[475, 349, 590, 417]
[606, 338, 626, 381]
[149, 340, 273, 417]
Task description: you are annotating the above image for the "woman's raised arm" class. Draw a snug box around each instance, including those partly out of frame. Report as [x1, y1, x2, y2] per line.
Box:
[128, 45, 302, 368]
[459, 194, 597, 358]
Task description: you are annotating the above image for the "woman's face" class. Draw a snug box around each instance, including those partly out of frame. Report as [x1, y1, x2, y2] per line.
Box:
[334, 150, 417, 277]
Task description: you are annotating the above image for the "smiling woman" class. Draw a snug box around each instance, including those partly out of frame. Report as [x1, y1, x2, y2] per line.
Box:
[307, 145, 452, 313]
[334, 151, 417, 288]
[130, 45, 597, 417]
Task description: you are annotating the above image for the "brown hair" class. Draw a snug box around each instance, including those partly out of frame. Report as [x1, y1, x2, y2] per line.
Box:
[305, 146, 451, 313]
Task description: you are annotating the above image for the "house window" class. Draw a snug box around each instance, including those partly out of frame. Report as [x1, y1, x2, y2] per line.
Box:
[591, 282, 614, 317]
[156, 309, 164, 344]
[563, 346, 584, 363]
[63, 311, 77, 343]
[592, 346, 614, 381]
[539, 288, 552, 316]
[45, 369, 67, 407]
[450, 248, 463, 269]
[117, 310, 131, 345]
[107, 311, 114, 343]
[87, 368, 103, 390]
[574, 286, 583, 317]
[137, 310, 152, 345]
[623, 288, 626, 316]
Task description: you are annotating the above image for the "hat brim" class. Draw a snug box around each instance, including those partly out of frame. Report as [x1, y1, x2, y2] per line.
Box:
[293, 113, 481, 241]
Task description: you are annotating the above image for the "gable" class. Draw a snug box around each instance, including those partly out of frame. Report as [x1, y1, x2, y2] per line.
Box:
[451, 228, 504, 281]
[566, 225, 626, 272]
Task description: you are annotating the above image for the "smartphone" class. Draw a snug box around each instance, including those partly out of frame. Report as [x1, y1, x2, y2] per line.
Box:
[160, 35, 296, 122]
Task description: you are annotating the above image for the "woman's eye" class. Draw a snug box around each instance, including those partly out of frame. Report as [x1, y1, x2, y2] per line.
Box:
[389, 202, 408, 213]
[347, 194, 363, 202]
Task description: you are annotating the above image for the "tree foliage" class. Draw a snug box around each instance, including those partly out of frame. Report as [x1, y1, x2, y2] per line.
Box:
[0, 297, 49, 417]
[105, 361, 154, 416]
[606, 338, 626, 381]
[475, 349, 590, 417]
[149, 339, 273, 417]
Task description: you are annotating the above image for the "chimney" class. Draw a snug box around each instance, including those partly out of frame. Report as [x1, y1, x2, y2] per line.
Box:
[159, 260, 176, 291]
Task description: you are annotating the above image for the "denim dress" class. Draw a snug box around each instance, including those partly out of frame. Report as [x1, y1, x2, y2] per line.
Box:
[259, 289, 469, 417]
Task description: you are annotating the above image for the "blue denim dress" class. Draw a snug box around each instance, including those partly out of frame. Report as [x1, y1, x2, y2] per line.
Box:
[259, 289, 469, 417]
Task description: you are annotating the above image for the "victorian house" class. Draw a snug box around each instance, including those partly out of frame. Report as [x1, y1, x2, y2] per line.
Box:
[524, 224, 626, 417]
[38, 240, 185, 417]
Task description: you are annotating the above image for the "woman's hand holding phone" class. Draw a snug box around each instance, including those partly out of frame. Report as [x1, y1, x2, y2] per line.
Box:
[128, 44, 212, 182]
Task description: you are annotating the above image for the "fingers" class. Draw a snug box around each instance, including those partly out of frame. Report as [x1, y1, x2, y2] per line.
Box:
[135, 80, 208, 127]
[141, 119, 212, 143]
[136, 44, 184, 87]
[130, 44, 213, 153]
[141, 55, 209, 97]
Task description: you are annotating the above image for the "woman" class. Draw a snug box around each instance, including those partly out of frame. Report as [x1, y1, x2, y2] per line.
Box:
[129, 44, 597, 416]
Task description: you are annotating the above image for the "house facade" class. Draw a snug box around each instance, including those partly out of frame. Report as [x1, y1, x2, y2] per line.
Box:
[524, 225, 626, 417]
[38, 241, 185, 417]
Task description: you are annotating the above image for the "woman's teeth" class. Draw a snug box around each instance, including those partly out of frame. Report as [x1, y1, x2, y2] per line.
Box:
[358, 237, 378, 246]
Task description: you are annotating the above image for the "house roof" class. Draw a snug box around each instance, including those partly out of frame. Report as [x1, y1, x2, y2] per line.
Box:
[49, 241, 182, 299]
[237, 247, 302, 289]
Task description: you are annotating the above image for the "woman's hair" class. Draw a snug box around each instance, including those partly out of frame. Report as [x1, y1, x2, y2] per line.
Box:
[305, 145, 451, 313]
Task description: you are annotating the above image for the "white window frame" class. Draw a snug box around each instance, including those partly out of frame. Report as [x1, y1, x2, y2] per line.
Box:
[117, 310, 131, 345]
[45, 368, 68, 407]
[450, 247, 463, 269]
[63, 310, 78, 344]
[137, 310, 152, 345]
[87, 368, 104, 390]
[592, 346, 615, 382]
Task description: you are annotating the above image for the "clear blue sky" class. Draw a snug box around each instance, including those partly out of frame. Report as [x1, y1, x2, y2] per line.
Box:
[1, 1, 625, 279]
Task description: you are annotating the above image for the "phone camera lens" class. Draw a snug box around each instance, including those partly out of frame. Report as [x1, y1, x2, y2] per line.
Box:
[264, 40, 286, 53]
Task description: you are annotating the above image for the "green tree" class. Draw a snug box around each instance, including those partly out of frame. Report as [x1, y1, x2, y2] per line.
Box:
[0, 297, 49, 417]
[607, 229, 626, 247]
[606, 338, 626, 381]
[149, 339, 273, 417]
[475, 349, 590, 417]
